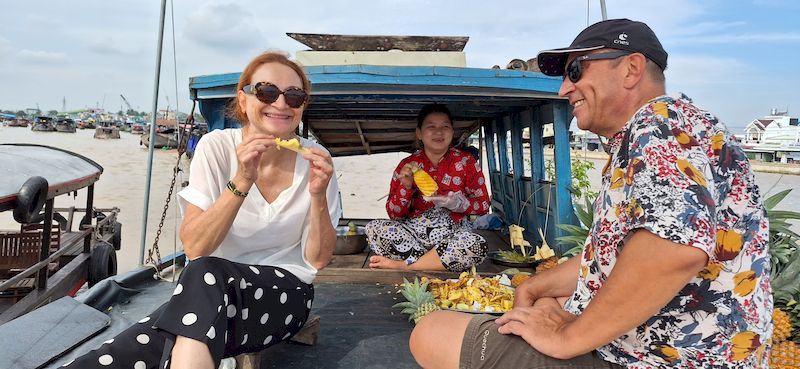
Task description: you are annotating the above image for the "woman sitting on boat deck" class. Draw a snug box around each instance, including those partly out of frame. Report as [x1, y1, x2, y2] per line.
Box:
[64, 52, 341, 369]
[366, 104, 490, 272]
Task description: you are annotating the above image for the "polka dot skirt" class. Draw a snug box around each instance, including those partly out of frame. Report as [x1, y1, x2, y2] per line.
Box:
[62, 257, 313, 368]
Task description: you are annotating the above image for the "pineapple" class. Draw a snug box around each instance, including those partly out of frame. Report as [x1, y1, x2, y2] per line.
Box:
[770, 340, 800, 369]
[511, 273, 531, 288]
[774, 308, 794, 343]
[393, 278, 441, 324]
[536, 256, 559, 273]
[411, 166, 438, 196]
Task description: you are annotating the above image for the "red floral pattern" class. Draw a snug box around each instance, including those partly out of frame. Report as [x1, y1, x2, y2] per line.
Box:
[385, 147, 490, 223]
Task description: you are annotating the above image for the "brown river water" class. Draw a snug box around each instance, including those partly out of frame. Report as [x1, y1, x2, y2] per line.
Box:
[2, 125, 799, 273]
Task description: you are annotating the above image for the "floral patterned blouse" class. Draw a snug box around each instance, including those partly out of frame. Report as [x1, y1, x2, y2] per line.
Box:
[386, 147, 490, 224]
[564, 94, 772, 368]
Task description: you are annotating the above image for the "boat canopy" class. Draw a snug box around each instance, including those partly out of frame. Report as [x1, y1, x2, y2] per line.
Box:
[190, 65, 564, 156]
[191, 64, 577, 250]
[0, 144, 103, 212]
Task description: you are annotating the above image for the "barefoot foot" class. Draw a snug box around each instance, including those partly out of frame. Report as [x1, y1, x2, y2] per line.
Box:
[369, 255, 409, 270]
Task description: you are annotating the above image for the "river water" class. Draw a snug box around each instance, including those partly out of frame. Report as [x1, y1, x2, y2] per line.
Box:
[2, 126, 799, 273]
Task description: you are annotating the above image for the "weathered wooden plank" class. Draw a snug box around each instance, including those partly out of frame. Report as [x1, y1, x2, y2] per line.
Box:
[287, 33, 469, 52]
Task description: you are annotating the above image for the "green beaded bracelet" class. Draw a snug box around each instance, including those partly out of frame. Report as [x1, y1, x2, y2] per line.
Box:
[226, 180, 248, 197]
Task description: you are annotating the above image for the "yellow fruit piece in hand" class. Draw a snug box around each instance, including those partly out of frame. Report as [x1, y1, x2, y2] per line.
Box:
[274, 137, 307, 153]
[411, 166, 438, 196]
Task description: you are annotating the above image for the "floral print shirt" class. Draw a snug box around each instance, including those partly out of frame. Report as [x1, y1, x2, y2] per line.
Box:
[564, 94, 772, 368]
[386, 147, 490, 224]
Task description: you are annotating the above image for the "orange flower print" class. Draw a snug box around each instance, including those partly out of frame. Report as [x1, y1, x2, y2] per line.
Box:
[698, 262, 723, 281]
[653, 102, 669, 118]
[653, 345, 680, 364]
[677, 159, 708, 187]
[601, 156, 612, 176]
[715, 229, 743, 261]
[672, 128, 700, 149]
[625, 158, 645, 186]
[711, 132, 725, 155]
[610, 168, 625, 190]
[733, 270, 756, 297]
[731, 331, 761, 361]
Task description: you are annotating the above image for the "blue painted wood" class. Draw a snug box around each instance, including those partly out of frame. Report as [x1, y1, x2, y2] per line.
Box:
[528, 107, 546, 244]
[190, 66, 563, 96]
[508, 113, 524, 226]
[518, 109, 539, 241]
[552, 101, 575, 253]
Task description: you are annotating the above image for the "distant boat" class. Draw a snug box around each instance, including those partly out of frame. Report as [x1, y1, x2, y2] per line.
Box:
[140, 127, 179, 149]
[31, 116, 56, 132]
[54, 118, 77, 133]
[93, 121, 120, 139]
[8, 118, 29, 128]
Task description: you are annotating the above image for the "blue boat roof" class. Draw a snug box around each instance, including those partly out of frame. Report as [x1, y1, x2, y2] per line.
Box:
[191, 64, 563, 99]
[190, 64, 567, 156]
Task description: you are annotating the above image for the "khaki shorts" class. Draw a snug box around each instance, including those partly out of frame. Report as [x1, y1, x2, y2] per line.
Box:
[459, 314, 625, 369]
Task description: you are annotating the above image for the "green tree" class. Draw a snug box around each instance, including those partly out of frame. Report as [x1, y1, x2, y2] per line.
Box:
[47, 109, 58, 116]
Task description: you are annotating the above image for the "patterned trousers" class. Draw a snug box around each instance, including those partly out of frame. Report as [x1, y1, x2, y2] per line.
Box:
[366, 208, 487, 272]
[62, 257, 313, 369]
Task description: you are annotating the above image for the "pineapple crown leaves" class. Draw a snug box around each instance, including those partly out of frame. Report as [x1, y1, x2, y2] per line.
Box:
[392, 277, 437, 323]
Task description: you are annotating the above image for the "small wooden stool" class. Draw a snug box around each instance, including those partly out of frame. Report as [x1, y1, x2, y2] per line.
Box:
[233, 314, 320, 369]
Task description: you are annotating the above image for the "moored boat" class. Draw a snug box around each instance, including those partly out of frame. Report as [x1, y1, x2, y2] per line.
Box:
[0, 144, 121, 325]
[31, 116, 56, 132]
[54, 118, 77, 133]
[93, 121, 120, 139]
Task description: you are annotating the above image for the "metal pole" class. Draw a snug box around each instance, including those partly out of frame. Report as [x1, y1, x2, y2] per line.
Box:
[600, 0, 608, 20]
[140, 0, 168, 265]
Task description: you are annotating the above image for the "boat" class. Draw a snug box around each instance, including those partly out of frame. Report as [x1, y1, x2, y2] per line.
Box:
[0, 144, 121, 324]
[93, 121, 120, 139]
[8, 118, 30, 128]
[54, 118, 77, 133]
[140, 127, 179, 149]
[14, 38, 580, 369]
[30, 116, 56, 132]
[130, 122, 145, 134]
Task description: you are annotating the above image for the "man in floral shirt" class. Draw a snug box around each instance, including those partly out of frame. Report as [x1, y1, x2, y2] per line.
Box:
[410, 19, 772, 369]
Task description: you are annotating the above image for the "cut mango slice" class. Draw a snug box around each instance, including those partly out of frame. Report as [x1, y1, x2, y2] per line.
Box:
[411, 166, 438, 196]
[275, 137, 308, 153]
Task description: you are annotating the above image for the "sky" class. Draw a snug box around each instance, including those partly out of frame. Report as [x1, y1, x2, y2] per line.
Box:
[1, 0, 798, 131]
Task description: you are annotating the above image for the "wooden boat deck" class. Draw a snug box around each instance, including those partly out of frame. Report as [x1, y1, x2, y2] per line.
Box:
[318, 229, 532, 284]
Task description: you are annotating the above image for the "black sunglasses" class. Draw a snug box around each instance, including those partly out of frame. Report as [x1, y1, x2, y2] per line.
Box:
[564, 51, 633, 83]
[242, 82, 308, 108]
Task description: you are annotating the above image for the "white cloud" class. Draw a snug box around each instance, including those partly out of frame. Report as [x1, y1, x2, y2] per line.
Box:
[88, 37, 135, 56]
[16, 49, 69, 65]
[184, 3, 266, 52]
[680, 32, 800, 44]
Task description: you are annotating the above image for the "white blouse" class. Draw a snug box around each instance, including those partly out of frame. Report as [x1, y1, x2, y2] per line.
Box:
[177, 128, 341, 283]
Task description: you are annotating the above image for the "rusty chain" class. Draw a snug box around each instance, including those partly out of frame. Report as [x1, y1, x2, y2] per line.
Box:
[145, 102, 196, 275]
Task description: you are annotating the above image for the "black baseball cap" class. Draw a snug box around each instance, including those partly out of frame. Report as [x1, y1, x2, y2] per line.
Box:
[537, 18, 668, 77]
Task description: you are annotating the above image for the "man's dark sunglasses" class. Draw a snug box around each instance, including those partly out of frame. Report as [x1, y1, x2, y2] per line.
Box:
[565, 51, 633, 83]
[242, 82, 308, 108]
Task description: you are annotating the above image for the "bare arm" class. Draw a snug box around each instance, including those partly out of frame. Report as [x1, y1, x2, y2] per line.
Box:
[497, 229, 708, 359]
[179, 184, 248, 259]
[303, 195, 336, 269]
[513, 255, 581, 307]
[302, 148, 337, 269]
